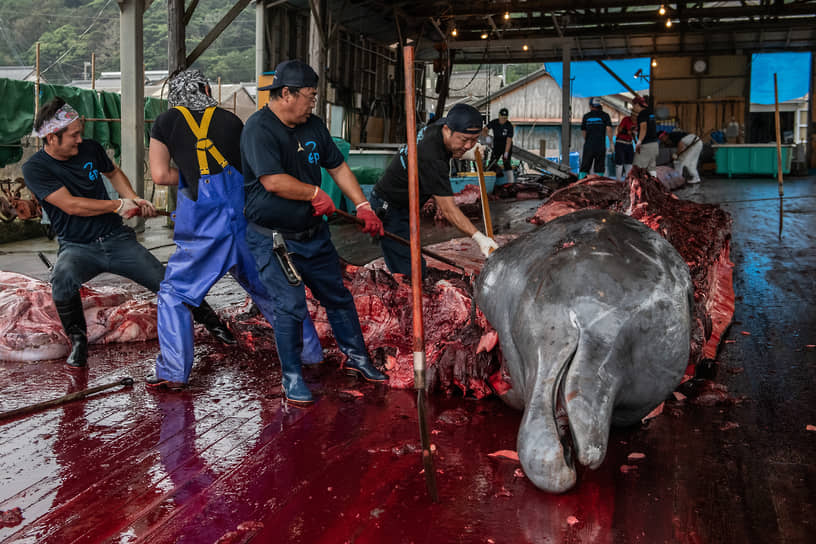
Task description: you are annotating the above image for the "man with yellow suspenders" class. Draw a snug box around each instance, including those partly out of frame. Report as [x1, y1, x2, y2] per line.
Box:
[147, 69, 322, 389]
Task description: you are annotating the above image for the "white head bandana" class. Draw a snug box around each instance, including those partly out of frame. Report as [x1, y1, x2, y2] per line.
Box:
[34, 103, 80, 138]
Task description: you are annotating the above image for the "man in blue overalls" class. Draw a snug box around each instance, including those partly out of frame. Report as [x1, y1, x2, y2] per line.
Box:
[146, 69, 323, 390]
[241, 60, 387, 407]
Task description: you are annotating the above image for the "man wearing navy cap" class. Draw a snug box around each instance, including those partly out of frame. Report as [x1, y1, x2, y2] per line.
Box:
[483, 107, 514, 182]
[579, 97, 613, 179]
[370, 103, 499, 277]
[241, 59, 387, 407]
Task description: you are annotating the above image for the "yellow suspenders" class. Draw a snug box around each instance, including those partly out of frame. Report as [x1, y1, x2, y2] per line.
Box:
[174, 106, 229, 176]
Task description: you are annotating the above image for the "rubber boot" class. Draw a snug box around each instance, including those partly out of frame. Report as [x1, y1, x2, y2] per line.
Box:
[578, 171, 588, 180]
[274, 317, 314, 406]
[503, 169, 515, 184]
[327, 308, 388, 383]
[191, 301, 237, 345]
[648, 170, 658, 178]
[615, 165, 623, 181]
[623, 164, 632, 178]
[54, 293, 88, 369]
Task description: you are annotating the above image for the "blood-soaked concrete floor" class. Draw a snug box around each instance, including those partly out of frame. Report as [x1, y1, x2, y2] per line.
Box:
[0, 175, 814, 543]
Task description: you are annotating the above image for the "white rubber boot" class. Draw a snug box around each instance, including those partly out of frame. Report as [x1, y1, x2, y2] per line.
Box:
[615, 165, 623, 181]
[503, 170, 515, 184]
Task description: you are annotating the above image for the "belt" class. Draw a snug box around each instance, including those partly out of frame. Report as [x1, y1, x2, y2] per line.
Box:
[249, 221, 322, 242]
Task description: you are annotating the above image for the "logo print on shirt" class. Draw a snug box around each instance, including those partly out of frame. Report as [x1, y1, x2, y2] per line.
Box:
[305, 141, 319, 164]
[83, 162, 100, 182]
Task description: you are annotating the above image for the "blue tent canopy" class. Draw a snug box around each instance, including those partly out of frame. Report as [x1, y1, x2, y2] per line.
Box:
[544, 58, 651, 98]
[749, 52, 811, 104]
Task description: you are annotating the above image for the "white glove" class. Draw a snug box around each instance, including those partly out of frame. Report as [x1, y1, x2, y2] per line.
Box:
[671, 153, 678, 161]
[484, 135, 493, 146]
[461, 142, 486, 161]
[115, 198, 139, 219]
[472, 231, 498, 257]
[502, 152, 509, 160]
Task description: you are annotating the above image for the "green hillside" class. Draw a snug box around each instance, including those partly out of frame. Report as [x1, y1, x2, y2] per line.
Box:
[0, 0, 255, 84]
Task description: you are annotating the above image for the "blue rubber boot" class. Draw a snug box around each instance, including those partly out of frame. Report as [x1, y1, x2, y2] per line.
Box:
[327, 308, 388, 383]
[274, 317, 314, 406]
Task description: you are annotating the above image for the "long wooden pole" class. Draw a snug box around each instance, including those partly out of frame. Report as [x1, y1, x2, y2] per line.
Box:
[773, 73, 784, 197]
[473, 148, 494, 240]
[404, 44, 438, 503]
[596, 59, 641, 98]
[0, 377, 134, 421]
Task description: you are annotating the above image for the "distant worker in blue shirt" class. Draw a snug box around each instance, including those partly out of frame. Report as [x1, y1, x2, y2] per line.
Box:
[579, 97, 613, 179]
[241, 60, 387, 407]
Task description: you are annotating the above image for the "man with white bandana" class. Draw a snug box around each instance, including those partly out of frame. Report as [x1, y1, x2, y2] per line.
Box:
[22, 96, 232, 370]
[146, 68, 323, 390]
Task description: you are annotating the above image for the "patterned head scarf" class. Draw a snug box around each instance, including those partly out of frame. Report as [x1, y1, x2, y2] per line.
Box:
[168, 69, 217, 110]
[34, 103, 80, 137]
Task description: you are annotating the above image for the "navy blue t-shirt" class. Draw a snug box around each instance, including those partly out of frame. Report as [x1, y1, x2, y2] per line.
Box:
[486, 118, 514, 155]
[637, 108, 658, 144]
[581, 109, 612, 150]
[22, 139, 122, 243]
[373, 123, 454, 208]
[241, 107, 343, 233]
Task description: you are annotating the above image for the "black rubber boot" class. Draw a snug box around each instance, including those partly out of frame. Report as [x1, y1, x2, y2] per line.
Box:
[274, 317, 314, 407]
[327, 308, 388, 383]
[191, 301, 237, 345]
[54, 293, 88, 369]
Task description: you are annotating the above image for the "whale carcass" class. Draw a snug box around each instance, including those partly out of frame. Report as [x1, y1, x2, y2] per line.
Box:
[474, 209, 694, 492]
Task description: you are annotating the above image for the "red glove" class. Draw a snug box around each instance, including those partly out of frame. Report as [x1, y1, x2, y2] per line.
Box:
[355, 201, 384, 236]
[310, 186, 336, 217]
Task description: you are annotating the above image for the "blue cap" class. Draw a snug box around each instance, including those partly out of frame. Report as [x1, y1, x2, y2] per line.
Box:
[444, 103, 483, 134]
[589, 97, 601, 107]
[258, 60, 318, 91]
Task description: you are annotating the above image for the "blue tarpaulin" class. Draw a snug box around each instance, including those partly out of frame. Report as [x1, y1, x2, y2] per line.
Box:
[749, 52, 811, 104]
[544, 58, 651, 98]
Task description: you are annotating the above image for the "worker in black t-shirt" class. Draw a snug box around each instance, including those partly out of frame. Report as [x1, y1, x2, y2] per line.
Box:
[22, 97, 229, 370]
[241, 60, 387, 407]
[632, 95, 659, 177]
[146, 69, 322, 390]
[483, 107, 515, 182]
[579, 97, 613, 179]
[371, 103, 499, 277]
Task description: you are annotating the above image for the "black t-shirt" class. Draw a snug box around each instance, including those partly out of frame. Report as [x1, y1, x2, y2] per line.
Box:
[22, 139, 122, 243]
[374, 123, 453, 208]
[241, 107, 344, 233]
[637, 108, 658, 144]
[487, 119, 514, 154]
[151, 107, 243, 200]
[581, 109, 612, 149]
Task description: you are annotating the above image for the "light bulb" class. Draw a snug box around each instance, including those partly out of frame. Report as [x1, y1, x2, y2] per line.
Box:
[451, 28, 457, 36]
[665, 19, 672, 28]
[659, 5, 666, 16]
[651, 59, 658, 67]
[522, 44, 529, 51]
[504, 12, 510, 20]
[481, 32, 488, 39]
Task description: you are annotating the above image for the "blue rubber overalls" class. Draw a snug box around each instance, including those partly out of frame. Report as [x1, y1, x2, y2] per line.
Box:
[154, 106, 323, 383]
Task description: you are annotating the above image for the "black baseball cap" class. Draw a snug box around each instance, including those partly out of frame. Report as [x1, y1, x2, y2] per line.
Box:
[499, 108, 509, 116]
[444, 103, 483, 134]
[258, 60, 318, 91]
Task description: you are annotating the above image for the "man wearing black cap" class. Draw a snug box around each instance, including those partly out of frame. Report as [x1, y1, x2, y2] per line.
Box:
[370, 103, 499, 277]
[579, 97, 613, 179]
[241, 59, 387, 407]
[483, 107, 514, 182]
[632, 95, 659, 177]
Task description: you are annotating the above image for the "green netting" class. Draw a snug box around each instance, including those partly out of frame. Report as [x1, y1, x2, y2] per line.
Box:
[0, 78, 167, 167]
[350, 166, 383, 187]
